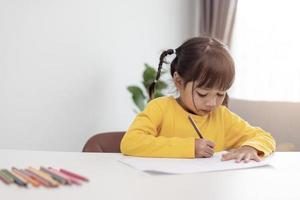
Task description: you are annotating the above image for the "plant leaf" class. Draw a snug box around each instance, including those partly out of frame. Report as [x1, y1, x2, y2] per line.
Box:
[155, 80, 168, 90]
[143, 63, 156, 89]
[154, 91, 164, 98]
[127, 63, 168, 112]
[127, 86, 146, 111]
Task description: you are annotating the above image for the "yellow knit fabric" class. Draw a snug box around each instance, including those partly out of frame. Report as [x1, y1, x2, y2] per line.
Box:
[121, 96, 276, 158]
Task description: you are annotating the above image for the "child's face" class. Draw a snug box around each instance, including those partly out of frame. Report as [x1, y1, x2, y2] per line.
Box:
[177, 81, 226, 116]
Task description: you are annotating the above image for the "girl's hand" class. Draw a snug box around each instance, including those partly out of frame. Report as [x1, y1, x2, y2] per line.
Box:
[195, 139, 215, 158]
[221, 146, 261, 163]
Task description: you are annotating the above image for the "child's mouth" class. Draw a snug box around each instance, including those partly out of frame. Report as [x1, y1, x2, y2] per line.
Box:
[200, 109, 211, 114]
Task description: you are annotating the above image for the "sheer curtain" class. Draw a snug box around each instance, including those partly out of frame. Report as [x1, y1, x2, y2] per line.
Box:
[230, 0, 300, 102]
[199, 0, 238, 47]
[198, 0, 238, 106]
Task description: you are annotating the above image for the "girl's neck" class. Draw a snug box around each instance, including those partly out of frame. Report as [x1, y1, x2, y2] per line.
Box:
[176, 97, 197, 115]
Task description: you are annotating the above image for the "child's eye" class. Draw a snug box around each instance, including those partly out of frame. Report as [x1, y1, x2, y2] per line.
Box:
[197, 92, 207, 97]
[217, 93, 225, 97]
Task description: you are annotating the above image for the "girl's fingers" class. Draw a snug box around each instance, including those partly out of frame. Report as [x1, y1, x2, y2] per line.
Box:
[235, 153, 245, 163]
[227, 149, 236, 153]
[221, 152, 237, 161]
[204, 147, 214, 156]
[206, 140, 215, 149]
[252, 153, 262, 162]
[221, 153, 230, 160]
[200, 151, 212, 158]
[222, 148, 262, 163]
[244, 153, 251, 163]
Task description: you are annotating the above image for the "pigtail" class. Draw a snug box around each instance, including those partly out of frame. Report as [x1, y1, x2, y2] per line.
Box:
[148, 49, 174, 100]
[222, 93, 229, 107]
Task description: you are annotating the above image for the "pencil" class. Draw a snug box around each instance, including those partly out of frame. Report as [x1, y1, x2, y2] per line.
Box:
[12, 167, 41, 187]
[40, 167, 69, 185]
[0, 170, 14, 184]
[188, 115, 203, 139]
[48, 167, 81, 185]
[0, 173, 11, 184]
[23, 169, 52, 187]
[1, 169, 27, 187]
[10, 170, 28, 185]
[27, 167, 59, 187]
[60, 169, 89, 182]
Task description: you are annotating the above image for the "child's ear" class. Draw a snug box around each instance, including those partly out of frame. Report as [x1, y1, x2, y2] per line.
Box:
[173, 72, 184, 89]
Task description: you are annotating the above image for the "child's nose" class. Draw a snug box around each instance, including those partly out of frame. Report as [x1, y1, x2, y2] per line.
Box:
[206, 97, 217, 107]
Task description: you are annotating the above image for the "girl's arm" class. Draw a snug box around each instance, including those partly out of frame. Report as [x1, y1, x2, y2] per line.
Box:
[120, 99, 195, 158]
[223, 107, 276, 156]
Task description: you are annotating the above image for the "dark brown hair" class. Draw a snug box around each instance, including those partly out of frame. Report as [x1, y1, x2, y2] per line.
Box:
[148, 37, 235, 106]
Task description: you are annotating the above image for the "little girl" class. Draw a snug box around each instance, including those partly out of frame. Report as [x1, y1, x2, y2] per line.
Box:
[121, 37, 275, 162]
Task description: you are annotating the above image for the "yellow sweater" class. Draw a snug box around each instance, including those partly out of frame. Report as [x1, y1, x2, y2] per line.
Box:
[121, 96, 276, 158]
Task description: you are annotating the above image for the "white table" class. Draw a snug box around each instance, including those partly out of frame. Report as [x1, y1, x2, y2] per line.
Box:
[0, 150, 300, 200]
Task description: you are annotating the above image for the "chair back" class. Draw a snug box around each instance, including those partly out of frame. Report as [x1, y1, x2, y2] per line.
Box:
[229, 98, 300, 151]
[82, 131, 125, 152]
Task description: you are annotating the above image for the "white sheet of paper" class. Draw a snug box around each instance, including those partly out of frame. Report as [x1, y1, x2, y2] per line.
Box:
[119, 151, 273, 174]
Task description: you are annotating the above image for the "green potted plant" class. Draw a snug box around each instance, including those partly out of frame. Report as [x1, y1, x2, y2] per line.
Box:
[127, 63, 168, 112]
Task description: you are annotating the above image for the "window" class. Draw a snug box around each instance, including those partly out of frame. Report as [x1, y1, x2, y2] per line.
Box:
[230, 0, 300, 102]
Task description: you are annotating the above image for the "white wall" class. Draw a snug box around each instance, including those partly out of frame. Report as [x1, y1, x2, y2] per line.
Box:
[0, 0, 199, 151]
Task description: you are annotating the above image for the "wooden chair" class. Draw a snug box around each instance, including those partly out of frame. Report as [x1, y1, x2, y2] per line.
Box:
[82, 131, 125, 153]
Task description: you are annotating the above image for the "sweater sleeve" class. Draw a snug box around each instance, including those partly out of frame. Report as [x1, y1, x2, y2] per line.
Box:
[223, 107, 276, 156]
[120, 99, 195, 158]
